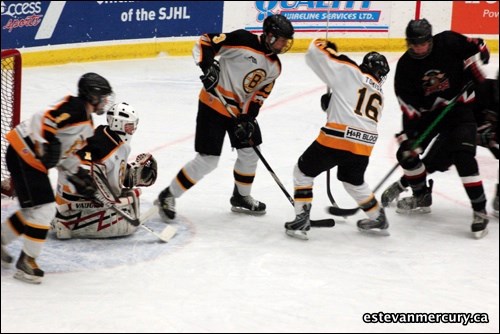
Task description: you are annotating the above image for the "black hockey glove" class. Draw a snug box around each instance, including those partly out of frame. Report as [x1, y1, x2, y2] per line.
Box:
[321, 92, 332, 111]
[200, 60, 220, 93]
[476, 38, 490, 65]
[477, 122, 496, 148]
[234, 115, 255, 145]
[325, 40, 338, 52]
[67, 167, 97, 198]
[40, 138, 62, 169]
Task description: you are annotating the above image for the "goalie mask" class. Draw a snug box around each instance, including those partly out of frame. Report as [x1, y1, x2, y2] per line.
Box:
[107, 102, 139, 143]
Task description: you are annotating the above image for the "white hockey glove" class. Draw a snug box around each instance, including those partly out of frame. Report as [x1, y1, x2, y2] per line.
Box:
[125, 153, 158, 188]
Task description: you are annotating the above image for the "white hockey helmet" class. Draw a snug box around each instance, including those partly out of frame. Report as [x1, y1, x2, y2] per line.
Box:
[106, 102, 139, 142]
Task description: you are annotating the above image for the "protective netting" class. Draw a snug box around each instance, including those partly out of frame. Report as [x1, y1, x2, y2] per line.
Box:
[1, 50, 21, 196]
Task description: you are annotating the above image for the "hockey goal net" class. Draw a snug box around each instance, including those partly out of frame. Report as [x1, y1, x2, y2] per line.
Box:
[1, 49, 21, 197]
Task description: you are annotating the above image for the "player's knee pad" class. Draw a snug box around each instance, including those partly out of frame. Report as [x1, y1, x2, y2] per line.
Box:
[396, 145, 421, 169]
[452, 150, 479, 176]
[21, 202, 56, 227]
[194, 153, 219, 174]
[293, 164, 314, 188]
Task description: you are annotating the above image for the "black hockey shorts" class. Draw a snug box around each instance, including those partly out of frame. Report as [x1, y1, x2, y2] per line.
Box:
[423, 122, 477, 173]
[6, 145, 55, 208]
[298, 141, 369, 186]
[194, 101, 262, 155]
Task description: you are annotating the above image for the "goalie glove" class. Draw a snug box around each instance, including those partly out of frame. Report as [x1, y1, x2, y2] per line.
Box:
[125, 153, 158, 188]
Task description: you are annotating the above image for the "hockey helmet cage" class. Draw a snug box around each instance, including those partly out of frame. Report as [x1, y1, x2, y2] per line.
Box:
[360, 51, 390, 83]
[107, 102, 139, 143]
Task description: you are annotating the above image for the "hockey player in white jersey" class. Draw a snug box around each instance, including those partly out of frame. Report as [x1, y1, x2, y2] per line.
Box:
[1, 73, 114, 283]
[51, 102, 158, 239]
[285, 39, 390, 240]
[156, 14, 294, 220]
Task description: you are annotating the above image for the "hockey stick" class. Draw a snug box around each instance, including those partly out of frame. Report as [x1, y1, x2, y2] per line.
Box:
[214, 89, 334, 228]
[92, 164, 177, 242]
[327, 82, 473, 217]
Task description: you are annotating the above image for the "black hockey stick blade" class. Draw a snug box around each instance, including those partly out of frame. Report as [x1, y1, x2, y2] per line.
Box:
[327, 206, 360, 217]
[310, 218, 335, 228]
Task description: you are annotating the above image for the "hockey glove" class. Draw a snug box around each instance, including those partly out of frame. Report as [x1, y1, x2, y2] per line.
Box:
[321, 92, 332, 111]
[325, 40, 338, 52]
[124, 153, 158, 187]
[200, 60, 220, 93]
[476, 38, 490, 65]
[234, 115, 255, 145]
[67, 167, 97, 198]
[477, 122, 496, 148]
[40, 138, 62, 169]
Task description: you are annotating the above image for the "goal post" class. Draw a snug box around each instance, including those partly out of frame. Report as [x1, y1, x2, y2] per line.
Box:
[1, 49, 22, 197]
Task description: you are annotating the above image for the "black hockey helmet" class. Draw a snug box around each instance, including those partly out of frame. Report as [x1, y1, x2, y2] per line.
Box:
[360, 51, 390, 83]
[406, 18, 432, 45]
[78, 72, 114, 114]
[262, 14, 294, 54]
[78, 72, 112, 104]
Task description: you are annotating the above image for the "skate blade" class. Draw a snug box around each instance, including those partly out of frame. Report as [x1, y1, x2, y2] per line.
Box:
[357, 227, 390, 236]
[285, 229, 308, 240]
[231, 207, 266, 216]
[1, 259, 13, 269]
[14, 270, 42, 284]
[473, 228, 488, 239]
[396, 207, 431, 214]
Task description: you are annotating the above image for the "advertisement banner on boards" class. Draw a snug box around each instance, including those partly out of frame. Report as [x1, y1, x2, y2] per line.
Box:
[451, 1, 499, 35]
[246, 1, 391, 35]
[1, 1, 224, 49]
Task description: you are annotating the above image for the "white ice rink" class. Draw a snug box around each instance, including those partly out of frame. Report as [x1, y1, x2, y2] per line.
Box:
[1, 51, 499, 333]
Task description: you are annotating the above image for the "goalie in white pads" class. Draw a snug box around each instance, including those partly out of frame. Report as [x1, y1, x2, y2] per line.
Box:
[51, 102, 158, 239]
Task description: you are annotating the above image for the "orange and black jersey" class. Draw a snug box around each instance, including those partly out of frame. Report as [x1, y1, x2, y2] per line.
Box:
[193, 29, 282, 119]
[6, 95, 93, 173]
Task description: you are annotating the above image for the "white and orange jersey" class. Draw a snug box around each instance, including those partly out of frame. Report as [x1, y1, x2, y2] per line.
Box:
[56, 125, 130, 204]
[306, 39, 385, 156]
[6, 95, 94, 174]
[193, 29, 282, 118]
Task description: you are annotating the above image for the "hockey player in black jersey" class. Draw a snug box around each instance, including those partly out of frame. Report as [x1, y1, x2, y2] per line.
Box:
[382, 77, 499, 219]
[393, 18, 491, 239]
[156, 14, 294, 220]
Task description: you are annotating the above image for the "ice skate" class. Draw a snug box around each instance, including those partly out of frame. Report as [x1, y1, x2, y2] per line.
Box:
[1, 235, 13, 268]
[230, 186, 266, 215]
[492, 185, 498, 218]
[396, 180, 433, 214]
[381, 180, 407, 207]
[155, 187, 176, 220]
[285, 204, 311, 240]
[14, 251, 44, 284]
[471, 210, 489, 239]
[357, 208, 390, 236]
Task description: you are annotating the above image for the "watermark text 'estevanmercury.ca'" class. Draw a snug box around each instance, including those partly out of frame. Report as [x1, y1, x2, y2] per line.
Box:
[363, 312, 489, 326]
